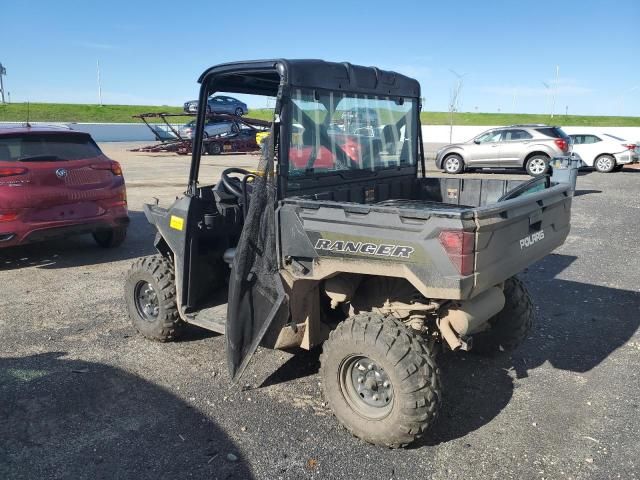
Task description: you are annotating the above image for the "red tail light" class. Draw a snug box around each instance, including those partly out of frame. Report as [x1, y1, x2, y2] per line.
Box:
[105, 190, 128, 208]
[91, 161, 123, 176]
[554, 138, 568, 152]
[110, 161, 123, 176]
[0, 211, 18, 222]
[624, 144, 636, 150]
[0, 167, 28, 177]
[438, 230, 475, 276]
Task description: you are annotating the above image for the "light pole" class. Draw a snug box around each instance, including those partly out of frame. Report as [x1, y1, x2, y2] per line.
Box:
[552, 65, 559, 118]
[96, 60, 103, 106]
[541, 81, 551, 117]
[448, 69, 466, 143]
[0, 62, 6, 104]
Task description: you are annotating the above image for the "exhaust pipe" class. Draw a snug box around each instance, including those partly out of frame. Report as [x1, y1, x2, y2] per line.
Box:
[438, 286, 505, 350]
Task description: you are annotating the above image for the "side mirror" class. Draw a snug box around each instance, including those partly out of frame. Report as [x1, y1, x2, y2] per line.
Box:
[473, 139, 481, 144]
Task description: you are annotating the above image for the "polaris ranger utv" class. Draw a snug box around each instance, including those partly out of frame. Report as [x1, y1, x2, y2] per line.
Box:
[125, 59, 573, 448]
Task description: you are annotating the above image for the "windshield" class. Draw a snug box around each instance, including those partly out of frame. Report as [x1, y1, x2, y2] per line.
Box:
[287, 89, 417, 176]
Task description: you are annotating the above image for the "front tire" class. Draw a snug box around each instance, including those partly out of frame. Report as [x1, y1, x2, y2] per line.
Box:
[594, 154, 616, 173]
[124, 255, 183, 342]
[234, 107, 244, 117]
[93, 227, 127, 248]
[320, 313, 441, 448]
[442, 154, 464, 174]
[525, 155, 549, 176]
[472, 277, 533, 354]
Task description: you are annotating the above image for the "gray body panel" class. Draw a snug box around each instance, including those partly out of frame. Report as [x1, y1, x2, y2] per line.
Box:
[277, 177, 572, 301]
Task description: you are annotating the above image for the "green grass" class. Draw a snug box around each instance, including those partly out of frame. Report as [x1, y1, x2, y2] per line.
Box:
[419, 111, 640, 127]
[0, 103, 638, 127]
[0, 102, 187, 123]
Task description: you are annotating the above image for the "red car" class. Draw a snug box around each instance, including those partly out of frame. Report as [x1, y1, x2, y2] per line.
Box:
[0, 126, 129, 249]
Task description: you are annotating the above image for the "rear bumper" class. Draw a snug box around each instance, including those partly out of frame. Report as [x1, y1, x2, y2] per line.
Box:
[614, 152, 640, 165]
[0, 214, 129, 248]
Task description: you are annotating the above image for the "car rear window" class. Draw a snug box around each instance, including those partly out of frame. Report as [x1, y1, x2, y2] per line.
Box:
[0, 133, 102, 162]
[535, 127, 568, 139]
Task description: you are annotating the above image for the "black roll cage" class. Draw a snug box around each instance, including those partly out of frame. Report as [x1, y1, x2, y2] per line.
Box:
[187, 59, 425, 198]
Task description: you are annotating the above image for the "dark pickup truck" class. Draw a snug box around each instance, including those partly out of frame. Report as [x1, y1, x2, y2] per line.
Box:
[125, 59, 573, 449]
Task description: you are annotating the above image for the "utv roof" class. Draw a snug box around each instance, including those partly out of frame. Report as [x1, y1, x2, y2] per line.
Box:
[198, 59, 421, 98]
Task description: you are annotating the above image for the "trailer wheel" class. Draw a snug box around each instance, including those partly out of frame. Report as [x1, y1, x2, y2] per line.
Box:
[208, 142, 222, 155]
[124, 255, 183, 342]
[472, 277, 533, 354]
[320, 313, 441, 448]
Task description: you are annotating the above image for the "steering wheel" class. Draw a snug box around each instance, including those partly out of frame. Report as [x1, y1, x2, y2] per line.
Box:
[221, 167, 254, 198]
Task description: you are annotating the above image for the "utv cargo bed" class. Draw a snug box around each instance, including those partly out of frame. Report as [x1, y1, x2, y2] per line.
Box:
[279, 176, 572, 300]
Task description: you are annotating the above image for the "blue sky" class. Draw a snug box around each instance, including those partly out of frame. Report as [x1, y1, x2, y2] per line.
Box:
[1, 0, 638, 115]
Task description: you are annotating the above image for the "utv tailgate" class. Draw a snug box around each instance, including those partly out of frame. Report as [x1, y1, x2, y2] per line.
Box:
[472, 183, 572, 296]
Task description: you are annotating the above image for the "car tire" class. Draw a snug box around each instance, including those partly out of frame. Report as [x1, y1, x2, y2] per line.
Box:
[594, 154, 616, 173]
[525, 155, 549, 176]
[442, 154, 464, 174]
[92, 227, 127, 248]
[124, 255, 183, 342]
[320, 313, 441, 448]
[472, 277, 533, 354]
[208, 142, 222, 155]
[235, 107, 244, 117]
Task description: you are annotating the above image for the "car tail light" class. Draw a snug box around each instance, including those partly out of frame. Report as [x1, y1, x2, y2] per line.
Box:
[624, 144, 636, 150]
[110, 161, 123, 176]
[0, 167, 28, 177]
[91, 161, 123, 176]
[439, 230, 475, 276]
[554, 138, 568, 152]
[0, 211, 18, 222]
[106, 190, 127, 208]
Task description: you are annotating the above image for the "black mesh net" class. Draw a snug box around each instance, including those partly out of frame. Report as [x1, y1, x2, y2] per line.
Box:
[226, 125, 289, 380]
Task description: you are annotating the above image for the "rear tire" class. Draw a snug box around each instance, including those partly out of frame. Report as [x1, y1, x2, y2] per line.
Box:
[525, 155, 549, 176]
[472, 277, 533, 354]
[124, 255, 183, 342]
[93, 227, 127, 248]
[594, 154, 616, 173]
[320, 313, 441, 448]
[442, 154, 464, 174]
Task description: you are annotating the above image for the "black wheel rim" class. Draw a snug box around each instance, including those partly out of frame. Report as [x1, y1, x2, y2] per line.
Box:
[339, 355, 394, 419]
[134, 280, 159, 322]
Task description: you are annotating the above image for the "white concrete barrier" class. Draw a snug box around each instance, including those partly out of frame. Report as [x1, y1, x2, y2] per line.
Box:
[421, 125, 640, 144]
[2, 121, 639, 144]
[0, 121, 166, 142]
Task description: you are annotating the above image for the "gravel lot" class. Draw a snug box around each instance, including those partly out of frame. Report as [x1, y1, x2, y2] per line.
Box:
[1, 143, 639, 479]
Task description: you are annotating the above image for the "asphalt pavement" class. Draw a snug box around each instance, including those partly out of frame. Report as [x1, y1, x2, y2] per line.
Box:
[1, 143, 639, 479]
